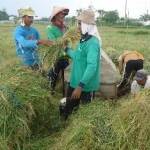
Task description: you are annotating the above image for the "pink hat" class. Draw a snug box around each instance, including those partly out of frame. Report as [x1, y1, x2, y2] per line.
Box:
[50, 6, 69, 21]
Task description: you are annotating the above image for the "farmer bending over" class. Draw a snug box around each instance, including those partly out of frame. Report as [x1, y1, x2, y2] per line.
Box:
[117, 50, 144, 95]
[131, 69, 150, 95]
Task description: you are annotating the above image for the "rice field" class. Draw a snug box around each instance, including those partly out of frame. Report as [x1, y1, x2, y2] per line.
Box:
[0, 23, 150, 150]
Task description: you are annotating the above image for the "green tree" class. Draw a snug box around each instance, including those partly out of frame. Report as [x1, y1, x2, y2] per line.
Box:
[103, 10, 119, 25]
[97, 9, 106, 19]
[97, 9, 106, 26]
[140, 14, 150, 21]
[0, 9, 9, 20]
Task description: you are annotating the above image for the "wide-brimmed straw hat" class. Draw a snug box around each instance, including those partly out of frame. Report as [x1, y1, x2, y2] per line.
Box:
[50, 6, 69, 21]
[76, 9, 96, 25]
[18, 7, 36, 17]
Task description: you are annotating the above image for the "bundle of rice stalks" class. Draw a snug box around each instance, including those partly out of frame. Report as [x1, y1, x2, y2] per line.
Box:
[1, 66, 62, 142]
[62, 27, 81, 47]
[112, 90, 150, 150]
[40, 27, 81, 70]
[50, 101, 116, 150]
[0, 85, 35, 149]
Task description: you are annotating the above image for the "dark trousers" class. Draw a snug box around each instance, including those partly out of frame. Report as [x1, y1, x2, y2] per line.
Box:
[31, 64, 40, 71]
[27, 63, 39, 71]
[118, 59, 143, 90]
[60, 85, 92, 119]
[48, 58, 69, 91]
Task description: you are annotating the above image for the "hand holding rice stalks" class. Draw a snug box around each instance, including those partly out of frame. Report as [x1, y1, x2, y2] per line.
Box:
[41, 27, 81, 69]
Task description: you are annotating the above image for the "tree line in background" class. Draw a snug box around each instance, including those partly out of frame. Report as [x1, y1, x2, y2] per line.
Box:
[1, 8, 150, 26]
[0, 9, 9, 20]
[73, 9, 150, 26]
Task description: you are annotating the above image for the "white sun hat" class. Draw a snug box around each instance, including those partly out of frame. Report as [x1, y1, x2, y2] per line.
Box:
[76, 8, 96, 25]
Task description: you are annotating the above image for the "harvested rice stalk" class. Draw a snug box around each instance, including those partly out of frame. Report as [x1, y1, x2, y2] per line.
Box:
[112, 90, 150, 149]
[41, 27, 81, 69]
[0, 85, 35, 149]
[0, 136, 8, 150]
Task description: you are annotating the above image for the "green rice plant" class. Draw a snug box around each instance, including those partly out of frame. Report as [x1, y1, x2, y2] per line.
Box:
[118, 30, 150, 35]
[0, 85, 35, 149]
[112, 90, 150, 150]
[39, 27, 80, 70]
[1, 23, 150, 150]
[0, 66, 63, 146]
[0, 136, 9, 150]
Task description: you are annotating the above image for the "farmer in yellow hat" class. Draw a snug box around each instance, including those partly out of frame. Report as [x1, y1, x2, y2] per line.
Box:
[47, 6, 69, 94]
[14, 7, 53, 70]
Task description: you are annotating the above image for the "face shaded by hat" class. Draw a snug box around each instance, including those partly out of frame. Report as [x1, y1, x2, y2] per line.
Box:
[76, 9, 96, 25]
[50, 6, 69, 21]
[18, 7, 35, 26]
[135, 69, 147, 82]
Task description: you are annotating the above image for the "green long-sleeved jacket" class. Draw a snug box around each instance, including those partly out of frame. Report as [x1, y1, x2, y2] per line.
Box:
[47, 24, 68, 58]
[67, 36, 101, 92]
[47, 24, 63, 40]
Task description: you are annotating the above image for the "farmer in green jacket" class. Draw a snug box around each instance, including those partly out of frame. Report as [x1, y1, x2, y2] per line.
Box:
[47, 6, 69, 94]
[60, 9, 101, 119]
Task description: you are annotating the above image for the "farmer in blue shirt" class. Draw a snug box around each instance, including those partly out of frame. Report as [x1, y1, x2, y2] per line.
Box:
[14, 7, 53, 70]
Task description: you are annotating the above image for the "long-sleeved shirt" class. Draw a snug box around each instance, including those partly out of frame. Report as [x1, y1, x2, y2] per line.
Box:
[66, 35, 101, 92]
[47, 24, 63, 40]
[46, 24, 67, 58]
[14, 25, 40, 66]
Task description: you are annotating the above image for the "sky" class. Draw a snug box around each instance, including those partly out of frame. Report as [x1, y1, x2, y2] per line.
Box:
[0, 0, 150, 19]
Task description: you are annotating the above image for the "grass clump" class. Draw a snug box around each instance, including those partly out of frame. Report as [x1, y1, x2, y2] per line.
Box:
[112, 90, 150, 150]
[0, 85, 34, 149]
[118, 30, 150, 35]
[0, 65, 62, 149]
[45, 91, 150, 150]
[49, 101, 117, 150]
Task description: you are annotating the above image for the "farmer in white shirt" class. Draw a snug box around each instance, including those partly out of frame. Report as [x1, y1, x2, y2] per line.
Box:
[131, 69, 150, 95]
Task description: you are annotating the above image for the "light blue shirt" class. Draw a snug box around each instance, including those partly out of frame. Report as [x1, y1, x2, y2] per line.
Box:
[14, 25, 40, 66]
